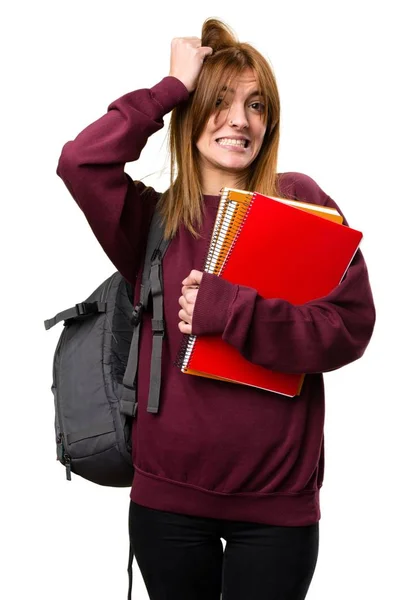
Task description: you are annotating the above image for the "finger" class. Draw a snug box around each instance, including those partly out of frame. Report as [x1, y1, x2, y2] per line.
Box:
[178, 296, 191, 312]
[179, 293, 195, 308]
[182, 275, 195, 286]
[181, 289, 198, 304]
[178, 309, 191, 324]
[178, 321, 192, 335]
[172, 36, 201, 42]
[191, 269, 204, 282]
[181, 287, 198, 298]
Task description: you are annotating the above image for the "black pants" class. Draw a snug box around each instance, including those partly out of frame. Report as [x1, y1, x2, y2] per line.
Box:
[129, 501, 319, 600]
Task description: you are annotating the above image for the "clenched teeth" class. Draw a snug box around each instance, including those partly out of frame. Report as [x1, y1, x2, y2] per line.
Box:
[217, 138, 248, 147]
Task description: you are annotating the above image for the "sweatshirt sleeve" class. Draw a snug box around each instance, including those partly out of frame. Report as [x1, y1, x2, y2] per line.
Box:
[191, 174, 376, 374]
[56, 76, 189, 285]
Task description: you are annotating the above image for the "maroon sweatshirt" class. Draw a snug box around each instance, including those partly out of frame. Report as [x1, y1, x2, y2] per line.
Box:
[57, 76, 375, 526]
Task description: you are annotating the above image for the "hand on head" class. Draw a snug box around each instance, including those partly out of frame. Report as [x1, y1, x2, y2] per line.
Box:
[169, 37, 213, 93]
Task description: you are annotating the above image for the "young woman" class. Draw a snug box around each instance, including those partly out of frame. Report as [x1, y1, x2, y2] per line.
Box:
[57, 18, 375, 600]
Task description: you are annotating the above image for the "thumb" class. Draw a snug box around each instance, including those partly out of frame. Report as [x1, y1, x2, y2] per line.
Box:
[198, 46, 213, 61]
[182, 270, 203, 286]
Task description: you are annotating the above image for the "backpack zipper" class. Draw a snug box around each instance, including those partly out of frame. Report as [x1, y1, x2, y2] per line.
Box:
[63, 442, 72, 481]
[57, 433, 72, 480]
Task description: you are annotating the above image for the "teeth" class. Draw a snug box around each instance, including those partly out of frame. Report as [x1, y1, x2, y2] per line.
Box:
[217, 138, 247, 147]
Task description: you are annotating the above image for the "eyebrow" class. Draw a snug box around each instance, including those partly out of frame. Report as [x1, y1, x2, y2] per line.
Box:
[220, 86, 262, 98]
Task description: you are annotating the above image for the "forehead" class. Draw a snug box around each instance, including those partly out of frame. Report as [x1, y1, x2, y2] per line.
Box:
[220, 68, 260, 96]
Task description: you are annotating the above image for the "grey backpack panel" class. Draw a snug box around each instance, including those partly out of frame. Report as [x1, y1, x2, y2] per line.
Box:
[45, 208, 170, 487]
[51, 273, 134, 486]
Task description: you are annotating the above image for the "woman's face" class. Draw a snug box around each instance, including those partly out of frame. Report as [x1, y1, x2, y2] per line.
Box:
[196, 68, 267, 181]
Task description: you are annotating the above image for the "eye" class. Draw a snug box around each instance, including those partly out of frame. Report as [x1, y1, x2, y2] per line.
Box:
[250, 102, 265, 113]
[216, 97, 229, 109]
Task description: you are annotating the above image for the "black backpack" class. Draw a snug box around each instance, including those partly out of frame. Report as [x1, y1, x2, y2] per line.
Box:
[44, 209, 170, 487]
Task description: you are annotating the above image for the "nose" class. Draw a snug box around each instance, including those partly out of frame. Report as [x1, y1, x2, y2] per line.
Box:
[227, 103, 249, 130]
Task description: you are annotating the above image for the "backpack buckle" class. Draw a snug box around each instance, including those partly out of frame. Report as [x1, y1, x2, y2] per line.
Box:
[151, 319, 165, 336]
[131, 303, 143, 327]
[120, 398, 138, 417]
[76, 302, 93, 316]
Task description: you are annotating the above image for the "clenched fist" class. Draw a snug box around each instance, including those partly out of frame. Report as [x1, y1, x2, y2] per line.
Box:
[178, 270, 204, 334]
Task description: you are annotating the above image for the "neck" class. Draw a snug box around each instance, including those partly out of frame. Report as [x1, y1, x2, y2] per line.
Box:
[200, 165, 247, 196]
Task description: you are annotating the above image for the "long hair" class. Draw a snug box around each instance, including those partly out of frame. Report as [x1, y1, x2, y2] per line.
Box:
[158, 18, 281, 239]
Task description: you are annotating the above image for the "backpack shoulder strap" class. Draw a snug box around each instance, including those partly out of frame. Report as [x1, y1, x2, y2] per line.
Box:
[120, 208, 170, 417]
[138, 209, 169, 307]
[147, 230, 170, 413]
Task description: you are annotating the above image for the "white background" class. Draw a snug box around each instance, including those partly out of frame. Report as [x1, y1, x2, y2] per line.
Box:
[2, 1, 419, 598]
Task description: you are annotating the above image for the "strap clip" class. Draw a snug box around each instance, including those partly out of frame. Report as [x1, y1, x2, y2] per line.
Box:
[131, 303, 144, 327]
[75, 302, 96, 316]
[151, 319, 165, 336]
[120, 399, 138, 418]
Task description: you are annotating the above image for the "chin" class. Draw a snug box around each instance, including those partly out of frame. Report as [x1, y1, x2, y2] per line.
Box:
[218, 158, 252, 171]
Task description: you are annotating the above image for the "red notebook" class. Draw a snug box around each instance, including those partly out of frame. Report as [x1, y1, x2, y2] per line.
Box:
[179, 189, 363, 396]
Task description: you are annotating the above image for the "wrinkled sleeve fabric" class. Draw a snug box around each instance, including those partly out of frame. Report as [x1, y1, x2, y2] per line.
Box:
[191, 173, 376, 374]
[56, 76, 189, 285]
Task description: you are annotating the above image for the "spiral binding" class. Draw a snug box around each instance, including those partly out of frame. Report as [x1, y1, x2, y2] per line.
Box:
[218, 192, 255, 277]
[177, 333, 197, 372]
[205, 189, 253, 275]
[175, 188, 255, 373]
[204, 187, 230, 273]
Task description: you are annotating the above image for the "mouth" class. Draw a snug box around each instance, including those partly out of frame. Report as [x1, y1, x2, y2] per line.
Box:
[215, 137, 250, 149]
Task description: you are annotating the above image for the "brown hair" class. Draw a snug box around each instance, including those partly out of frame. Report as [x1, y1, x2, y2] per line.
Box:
[158, 18, 281, 239]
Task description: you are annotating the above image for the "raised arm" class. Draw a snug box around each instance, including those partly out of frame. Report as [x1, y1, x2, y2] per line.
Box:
[56, 77, 190, 284]
[57, 36, 213, 284]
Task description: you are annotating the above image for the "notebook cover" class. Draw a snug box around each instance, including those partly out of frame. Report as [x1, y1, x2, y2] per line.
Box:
[185, 192, 362, 396]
